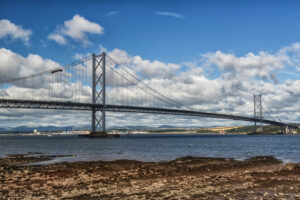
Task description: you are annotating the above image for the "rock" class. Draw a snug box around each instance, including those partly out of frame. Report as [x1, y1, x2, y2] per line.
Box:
[263, 192, 269, 196]
[284, 163, 295, 171]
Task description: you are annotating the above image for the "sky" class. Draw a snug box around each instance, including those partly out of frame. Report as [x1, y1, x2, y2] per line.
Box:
[1, 0, 300, 128]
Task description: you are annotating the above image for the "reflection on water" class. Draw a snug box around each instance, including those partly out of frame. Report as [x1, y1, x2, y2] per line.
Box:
[0, 134, 300, 164]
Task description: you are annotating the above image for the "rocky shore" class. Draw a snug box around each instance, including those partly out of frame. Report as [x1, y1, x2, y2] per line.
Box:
[1, 154, 300, 199]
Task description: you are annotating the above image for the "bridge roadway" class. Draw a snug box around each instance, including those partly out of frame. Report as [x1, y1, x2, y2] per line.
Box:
[0, 99, 297, 129]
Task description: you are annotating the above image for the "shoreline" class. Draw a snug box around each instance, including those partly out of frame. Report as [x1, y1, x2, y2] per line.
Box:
[1, 131, 299, 136]
[1, 154, 300, 199]
[1, 151, 300, 166]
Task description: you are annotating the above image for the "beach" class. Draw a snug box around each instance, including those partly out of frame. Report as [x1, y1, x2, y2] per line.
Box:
[1, 154, 300, 199]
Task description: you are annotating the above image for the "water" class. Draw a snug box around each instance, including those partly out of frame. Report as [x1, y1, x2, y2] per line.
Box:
[0, 134, 300, 164]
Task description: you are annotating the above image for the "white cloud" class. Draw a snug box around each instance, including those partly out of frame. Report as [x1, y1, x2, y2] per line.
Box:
[106, 11, 120, 17]
[62, 15, 103, 41]
[133, 56, 181, 79]
[47, 33, 66, 45]
[279, 42, 300, 69]
[205, 50, 289, 83]
[0, 48, 60, 82]
[48, 14, 104, 46]
[0, 48, 92, 104]
[0, 19, 32, 45]
[0, 48, 22, 81]
[155, 12, 185, 19]
[99, 44, 107, 53]
[73, 53, 85, 60]
[107, 48, 181, 79]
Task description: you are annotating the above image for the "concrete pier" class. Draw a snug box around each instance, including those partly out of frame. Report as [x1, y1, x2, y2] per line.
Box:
[78, 131, 120, 138]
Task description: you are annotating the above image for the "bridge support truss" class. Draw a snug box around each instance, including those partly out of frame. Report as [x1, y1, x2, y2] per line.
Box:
[254, 94, 263, 133]
[91, 53, 106, 133]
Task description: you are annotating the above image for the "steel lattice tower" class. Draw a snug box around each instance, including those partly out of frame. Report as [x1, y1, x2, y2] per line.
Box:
[253, 94, 263, 133]
[91, 53, 106, 133]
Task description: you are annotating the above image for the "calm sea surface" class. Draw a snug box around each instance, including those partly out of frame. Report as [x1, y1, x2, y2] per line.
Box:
[0, 134, 300, 164]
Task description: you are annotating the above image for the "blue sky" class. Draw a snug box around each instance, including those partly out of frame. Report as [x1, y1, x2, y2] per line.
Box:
[1, 0, 300, 64]
[1, 0, 300, 127]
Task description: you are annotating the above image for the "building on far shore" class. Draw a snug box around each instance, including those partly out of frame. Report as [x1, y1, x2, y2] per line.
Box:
[200, 126, 242, 134]
[33, 129, 41, 135]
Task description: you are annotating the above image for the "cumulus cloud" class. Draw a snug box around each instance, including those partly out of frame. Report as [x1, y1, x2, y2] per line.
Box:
[205, 50, 288, 83]
[203, 42, 300, 84]
[133, 56, 181, 79]
[155, 12, 185, 19]
[47, 33, 66, 45]
[48, 14, 104, 45]
[0, 48, 92, 103]
[107, 48, 181, 79]
[279, 42, 300, 69]
[0, 48, 59, 81]
[0, 19, 32, 45]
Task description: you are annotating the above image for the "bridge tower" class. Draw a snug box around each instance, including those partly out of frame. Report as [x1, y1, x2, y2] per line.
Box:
[253, 94, 263, 133]
[91, 53, 106, 134]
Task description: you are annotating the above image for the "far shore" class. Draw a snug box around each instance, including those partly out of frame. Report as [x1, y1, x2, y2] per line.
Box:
[1, 130, 296, 135]
[1, 123, 300, 136]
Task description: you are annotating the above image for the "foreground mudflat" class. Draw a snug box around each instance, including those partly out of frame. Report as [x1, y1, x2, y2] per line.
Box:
[0, 155, 300, 199]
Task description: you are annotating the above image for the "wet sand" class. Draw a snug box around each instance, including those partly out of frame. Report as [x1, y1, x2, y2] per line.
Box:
[0, 154, 300, 199]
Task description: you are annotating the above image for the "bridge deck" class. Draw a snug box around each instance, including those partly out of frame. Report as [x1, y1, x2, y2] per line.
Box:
[0, 99, 296, 128]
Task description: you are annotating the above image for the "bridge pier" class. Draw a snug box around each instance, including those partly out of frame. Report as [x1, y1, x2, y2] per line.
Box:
[279, 125, 291, 134]
[280, 126, 284, 134]
[285, 125, 290, 134]
[254, 94, 263, 133]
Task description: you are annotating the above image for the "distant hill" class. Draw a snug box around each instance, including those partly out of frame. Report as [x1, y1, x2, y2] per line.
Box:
[110, 126, 153, 130]
[1, 125, 151, 132]
[159, 125, 177, 129]
[159, 125, 204, 129]
[0, 127, 8, 132]
[1, 124, 205, 133]
[5, 126, 74, 132]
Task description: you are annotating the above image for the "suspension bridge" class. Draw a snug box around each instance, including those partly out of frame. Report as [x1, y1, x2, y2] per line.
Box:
[0, 53, 297, 135]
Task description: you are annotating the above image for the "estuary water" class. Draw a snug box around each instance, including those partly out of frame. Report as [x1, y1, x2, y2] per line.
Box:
[0, 134, 300, 164]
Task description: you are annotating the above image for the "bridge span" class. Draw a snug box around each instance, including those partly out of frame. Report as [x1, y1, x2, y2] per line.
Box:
[0, 99, 297, 130]
[0, 53, 298, 134]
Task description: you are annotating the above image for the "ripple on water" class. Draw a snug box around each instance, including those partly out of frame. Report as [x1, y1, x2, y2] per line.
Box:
[0, 134, 300, 164]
